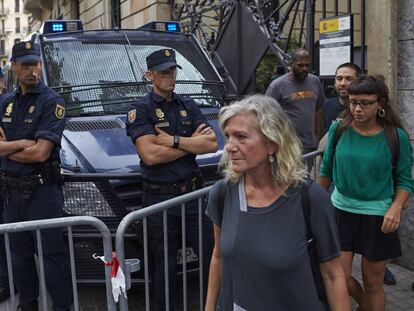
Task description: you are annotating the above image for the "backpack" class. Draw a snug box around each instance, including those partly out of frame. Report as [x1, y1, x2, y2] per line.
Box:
[215, 178, 327, 302]
[332, 123, 400, 183]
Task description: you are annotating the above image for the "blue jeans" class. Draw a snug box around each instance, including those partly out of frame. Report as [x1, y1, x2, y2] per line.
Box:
[143, 191, 214, 311]
[3, 184, 73, 311]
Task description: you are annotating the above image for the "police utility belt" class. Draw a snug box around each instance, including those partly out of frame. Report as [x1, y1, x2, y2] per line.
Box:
[1, 161, 62, 199]
[142, 175, 203, 195]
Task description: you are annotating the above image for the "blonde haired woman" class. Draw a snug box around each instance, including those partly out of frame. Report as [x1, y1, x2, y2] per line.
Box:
[205, 95, 350, 311]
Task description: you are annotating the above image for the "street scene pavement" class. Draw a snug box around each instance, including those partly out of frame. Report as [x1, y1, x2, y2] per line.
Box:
[1, 258, 414, 310]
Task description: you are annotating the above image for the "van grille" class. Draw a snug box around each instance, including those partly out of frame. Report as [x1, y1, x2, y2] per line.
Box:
[66, 120, 124, 132]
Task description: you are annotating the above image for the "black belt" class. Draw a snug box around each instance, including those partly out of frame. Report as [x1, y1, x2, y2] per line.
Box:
[142, 175, 203, 195]
[4, 174, 46, 188]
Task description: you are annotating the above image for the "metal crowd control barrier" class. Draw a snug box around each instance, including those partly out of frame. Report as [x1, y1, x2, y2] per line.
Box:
[115, 187, 211, 311]
[0, 216, 117, 311]
[303, 150, 324, 180]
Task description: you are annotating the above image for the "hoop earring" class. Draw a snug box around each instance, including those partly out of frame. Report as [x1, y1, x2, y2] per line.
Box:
[268, 154, 275, 163]
[378, 108, 385, 118]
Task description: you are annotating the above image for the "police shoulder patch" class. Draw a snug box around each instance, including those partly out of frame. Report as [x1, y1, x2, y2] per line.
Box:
[128, 109, 137, 123]
[55, 104, 65, 119]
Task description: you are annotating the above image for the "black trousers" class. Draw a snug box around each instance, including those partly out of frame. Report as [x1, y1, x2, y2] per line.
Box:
[3, 184, 73, 310]
[143, 190, 214, 311]
[0, 198, 7, 279]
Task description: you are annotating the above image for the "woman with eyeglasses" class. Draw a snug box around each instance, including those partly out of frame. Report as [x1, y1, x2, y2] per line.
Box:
[318, 75, 413, 311]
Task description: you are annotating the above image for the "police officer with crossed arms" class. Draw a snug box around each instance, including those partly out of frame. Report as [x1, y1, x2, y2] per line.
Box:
[126, 49, 217, 310]
[0, 41, 72, 311]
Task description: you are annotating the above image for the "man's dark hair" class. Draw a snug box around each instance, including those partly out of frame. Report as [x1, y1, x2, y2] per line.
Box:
[335, 62, 362, 77]
[291, 48, 310, 62]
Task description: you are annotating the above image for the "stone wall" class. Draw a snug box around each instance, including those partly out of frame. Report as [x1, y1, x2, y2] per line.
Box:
[120, 0, 170, 29]
[395, 0, 414, 270]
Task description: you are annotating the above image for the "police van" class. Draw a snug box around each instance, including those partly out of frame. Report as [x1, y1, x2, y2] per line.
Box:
[5, 20, 227, 282]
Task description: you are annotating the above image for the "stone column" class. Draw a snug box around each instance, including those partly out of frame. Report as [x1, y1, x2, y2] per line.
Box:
[396, 0, 414, 271]
[366, 0, 398, 97]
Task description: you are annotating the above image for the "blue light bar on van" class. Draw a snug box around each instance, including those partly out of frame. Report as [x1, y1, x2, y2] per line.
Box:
[52, 22, 64, 32]
[138, 21, 181, 33]
[42, 20, 84, 34]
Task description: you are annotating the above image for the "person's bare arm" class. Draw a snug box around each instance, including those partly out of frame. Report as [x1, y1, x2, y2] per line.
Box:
[317, 175, 332, 190]
[382, 188, 410, 233]
[8, 138, 54, 163]
[320, 257, 351, 311]
[205, 224, 222, 311]
[0, 127, 36, 157]
[135, 134, 187, 166]
[156, 124, 218, 155]
[315, 105, 323, 142]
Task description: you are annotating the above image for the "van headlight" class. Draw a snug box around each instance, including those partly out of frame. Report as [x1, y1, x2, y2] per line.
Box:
[63, 182, 115, 217]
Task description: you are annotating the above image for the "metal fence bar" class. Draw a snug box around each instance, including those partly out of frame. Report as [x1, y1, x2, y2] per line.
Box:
[36, 229, 48, 311]
[143, 217, 150, 311]
[67, 226, 80, 311]
[4, 233, 16, 310]
[0, 216, 116, 311]
[163, 209, 170, 311]
[181, 203, 187, 311]
[116, 187, 212, 311]
[198, 197, 203, 311]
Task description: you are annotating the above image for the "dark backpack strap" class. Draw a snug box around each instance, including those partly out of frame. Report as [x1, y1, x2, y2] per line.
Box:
[218, 179, 228, 223]
[332, 122, 345, 150]
[384, 127, 400, 184]
[300, 178, 327, 302]
[301, 178, 313, 241]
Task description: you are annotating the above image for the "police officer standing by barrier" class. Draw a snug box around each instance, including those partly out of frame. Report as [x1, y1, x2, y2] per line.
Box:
[0, 67, 10, 304]
[126, 49, 217, 310]
[0, 41, 72, 311]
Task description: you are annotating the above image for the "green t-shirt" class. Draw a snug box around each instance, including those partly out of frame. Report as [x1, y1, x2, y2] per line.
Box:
[320, 121, 414, 216]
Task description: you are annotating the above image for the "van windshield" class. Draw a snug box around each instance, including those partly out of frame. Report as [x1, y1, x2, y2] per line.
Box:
[41, 30, 226, 117]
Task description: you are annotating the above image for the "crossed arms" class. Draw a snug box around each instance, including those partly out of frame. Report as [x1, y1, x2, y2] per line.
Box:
[135, 123, 218, 166]
[0, 127, 54, 163]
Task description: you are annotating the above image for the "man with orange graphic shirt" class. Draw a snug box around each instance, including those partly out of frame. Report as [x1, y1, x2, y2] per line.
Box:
[266, 48, 325, 155]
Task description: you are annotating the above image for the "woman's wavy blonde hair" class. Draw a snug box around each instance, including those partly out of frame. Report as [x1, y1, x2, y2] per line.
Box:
[219, 94, 307, 186]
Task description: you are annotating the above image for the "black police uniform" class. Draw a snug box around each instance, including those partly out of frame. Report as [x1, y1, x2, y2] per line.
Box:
[126, 49, 213, 311]
[0, 42, 72, 310]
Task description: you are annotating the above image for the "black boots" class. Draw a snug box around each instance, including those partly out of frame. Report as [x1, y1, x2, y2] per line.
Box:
[17, 300, 39, 311]
[0, 275, 10, 303]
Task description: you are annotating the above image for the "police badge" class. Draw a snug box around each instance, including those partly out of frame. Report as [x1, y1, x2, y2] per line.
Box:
[5, 103, 13, 116]
[128, 109, 136, 123]
[55, 104, 65, 119]
[155, 108, 165, 119]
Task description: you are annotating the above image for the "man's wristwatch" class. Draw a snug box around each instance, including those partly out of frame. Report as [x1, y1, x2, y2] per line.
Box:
[173, 135, 180, 148]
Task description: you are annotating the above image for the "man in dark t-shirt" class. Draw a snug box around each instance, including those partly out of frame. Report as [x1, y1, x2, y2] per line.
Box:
[266, 49, 325, 154]
[323, 62, 362, 132]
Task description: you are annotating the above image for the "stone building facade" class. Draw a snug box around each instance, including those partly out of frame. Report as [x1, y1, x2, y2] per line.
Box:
[0, 0, 30, 66]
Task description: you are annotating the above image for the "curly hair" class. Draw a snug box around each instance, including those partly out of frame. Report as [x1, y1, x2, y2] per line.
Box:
[218, 94, 307, 186]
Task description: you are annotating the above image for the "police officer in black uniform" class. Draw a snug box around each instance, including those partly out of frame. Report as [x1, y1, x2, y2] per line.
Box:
[0, 41, 72, 311]
[126, 49, 217, 310]
[0, 66, 10, 304]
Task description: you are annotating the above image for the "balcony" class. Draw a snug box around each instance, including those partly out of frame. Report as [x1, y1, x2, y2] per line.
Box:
[0, 31, 6, 37]
[0, 8, 9, 16]
[0, 50, 7, 58]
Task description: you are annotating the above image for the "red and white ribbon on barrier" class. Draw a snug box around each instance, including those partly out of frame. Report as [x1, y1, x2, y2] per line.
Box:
[93, 252, 126, 303]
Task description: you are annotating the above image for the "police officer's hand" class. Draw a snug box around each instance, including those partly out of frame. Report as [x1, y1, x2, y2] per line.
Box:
[154, 126, 174, 147]
[192, 123, 213, 137]
[0, 127, 6, 141]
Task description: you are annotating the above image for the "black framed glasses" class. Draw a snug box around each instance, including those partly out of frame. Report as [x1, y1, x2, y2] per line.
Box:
[349, 99, 378, 109]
